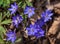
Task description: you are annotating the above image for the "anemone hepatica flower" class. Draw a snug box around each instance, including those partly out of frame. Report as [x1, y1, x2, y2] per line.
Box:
[12, 15, 23, 27]
[6, 31, 16, 43]
[26, 24, 38, 36]
[35, 18, 45, 28]
[35, 28, 45, 38]
[24, 6, 35, 18]
[41, 10, 53, 22]
[26, 24, 45, 38]
[8, 2, 18, 14]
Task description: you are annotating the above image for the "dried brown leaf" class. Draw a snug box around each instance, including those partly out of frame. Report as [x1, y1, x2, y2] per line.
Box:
[48, 37, 56, 44]
[46, 5, 54, 10]
[54, 3, 60, 8]
[54, 8, 60, 14]
[48, 17, 60, 35]
[29, 0, 33, 2]
[23, 30, 28, 38]
[57, 32, 60, 39]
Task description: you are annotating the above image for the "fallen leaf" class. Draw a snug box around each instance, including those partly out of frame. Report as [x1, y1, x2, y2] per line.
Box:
[48, 17, 60, 35]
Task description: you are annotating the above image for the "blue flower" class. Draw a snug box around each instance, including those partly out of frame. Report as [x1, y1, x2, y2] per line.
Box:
[35, 28, 45, 38]
[41, 10, 53, 22]
[8, 2, 18, 14]
[35, 18, 45, 28]
[12, 15, 23, 27]
[6, 31, 16, 43]
[26, 24, 38, 36]
[24, 6, 35, 18]
[26, 24, 45, 38]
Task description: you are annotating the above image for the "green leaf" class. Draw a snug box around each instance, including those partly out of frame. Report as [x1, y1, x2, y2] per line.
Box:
[4, 11, 11, 17]
[18, 1, 26, 8]
[11, 0, 16, 1]
[7, 11, 11, 17]
[22, 3, 26, 9]
[25, 0, 32, 6]
[18, 1, 22, 7]
[0, 26, 6, 34]
[0, 39, 4, 44]
[0, 35, 4, 43]
[0, 26, 5, 44]
[15, 38, 22, 43]
[0, 0, 3, 6]
[1, 19, 12, 25]
[3, 0, 10, 7]
[0, 13, 2, 22]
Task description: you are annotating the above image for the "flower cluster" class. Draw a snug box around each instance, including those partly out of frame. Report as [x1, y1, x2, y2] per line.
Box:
[26, 9, 53, 38]
[6, 2, 53, 43]
[26, 24, 45, 38]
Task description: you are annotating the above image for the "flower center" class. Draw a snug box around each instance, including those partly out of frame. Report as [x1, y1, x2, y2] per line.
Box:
[14, 8, 16, 10]
[45, 14, 48, 18]
[15, 20, 18, 24]
[29, 9, 32, 12]
[31, 28, 34, 32]
[17, 17, 19, 21]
